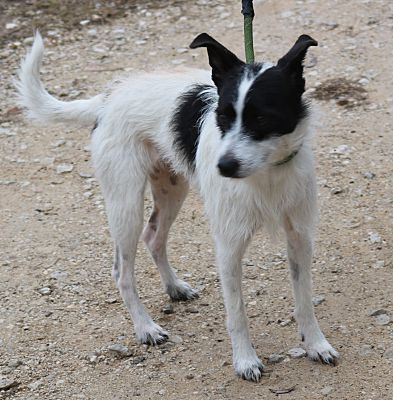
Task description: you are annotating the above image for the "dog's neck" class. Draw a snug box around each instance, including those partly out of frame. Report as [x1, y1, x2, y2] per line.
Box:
[273, 146, 301, 166]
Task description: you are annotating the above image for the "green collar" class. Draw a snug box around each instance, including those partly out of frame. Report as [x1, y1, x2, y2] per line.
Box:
[273, 147, 301, 167]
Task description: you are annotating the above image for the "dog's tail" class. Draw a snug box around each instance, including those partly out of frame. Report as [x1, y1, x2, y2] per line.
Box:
[15, 31, 103, 126]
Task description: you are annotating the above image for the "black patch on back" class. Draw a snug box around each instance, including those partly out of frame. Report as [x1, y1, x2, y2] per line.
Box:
[172, 84, 215, 169]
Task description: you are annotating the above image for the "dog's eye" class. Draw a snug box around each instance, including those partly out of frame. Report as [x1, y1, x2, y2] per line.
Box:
[216, 106, 236, 133]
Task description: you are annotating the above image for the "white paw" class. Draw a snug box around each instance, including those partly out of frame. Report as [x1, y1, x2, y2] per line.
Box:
[306, 338, 339, 365]
[166, 279, 199, 301]
[136, 322, 169, 346]
[234, 356, 265, 382]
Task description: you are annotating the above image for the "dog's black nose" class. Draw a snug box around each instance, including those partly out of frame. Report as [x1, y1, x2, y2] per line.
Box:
[217, 156, 240, 177]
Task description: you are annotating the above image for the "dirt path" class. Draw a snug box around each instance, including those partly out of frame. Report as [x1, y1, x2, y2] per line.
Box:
[0, 1, 392, 399]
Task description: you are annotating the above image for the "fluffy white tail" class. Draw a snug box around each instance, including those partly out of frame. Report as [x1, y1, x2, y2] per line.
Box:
[15, 32, 103, 126]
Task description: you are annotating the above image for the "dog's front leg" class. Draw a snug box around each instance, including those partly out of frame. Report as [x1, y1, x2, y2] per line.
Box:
[284, 218, 339, 364]
[215, 234, 265, 382]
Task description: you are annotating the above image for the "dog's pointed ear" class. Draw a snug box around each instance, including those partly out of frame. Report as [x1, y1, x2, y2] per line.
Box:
[190, 33, 244, 90]
[277, 35, 318, 93]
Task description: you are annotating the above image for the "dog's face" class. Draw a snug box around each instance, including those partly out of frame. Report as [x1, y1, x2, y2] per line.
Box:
[190, 34, 317, 178]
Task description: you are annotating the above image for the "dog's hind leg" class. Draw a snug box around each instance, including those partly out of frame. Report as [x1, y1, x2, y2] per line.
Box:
[284, 217, 339, 364]
[142, 164, 198, 301]
[94, 140, 168, 345]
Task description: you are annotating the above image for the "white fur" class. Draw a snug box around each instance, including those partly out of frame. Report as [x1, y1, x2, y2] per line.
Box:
[16, 34, 338, 381]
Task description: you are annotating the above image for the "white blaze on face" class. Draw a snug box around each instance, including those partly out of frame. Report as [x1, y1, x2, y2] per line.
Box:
[219, 63, 275, 176]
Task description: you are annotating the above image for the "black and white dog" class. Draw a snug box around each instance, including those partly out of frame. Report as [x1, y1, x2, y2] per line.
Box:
[16, 32, 338, 381]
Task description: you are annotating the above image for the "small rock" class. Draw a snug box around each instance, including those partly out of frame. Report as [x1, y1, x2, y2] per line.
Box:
[80, 19, 90, 26]
[321, 386, 334, 396]
[131, 355, 146, 365]
[373, 260, 385, 269]
[331, 187, 343, 195]
[312, 295, 326, 306]
[8, 360, 23, 368]
[105, 298, 117, 304]
[168, 335, 182, 344]
[383, 347, 393, 359]
[363, 171, 375, 179]
[369, 232, 382, 243]
[6, 23, 18, 30]
[368, 308, 387, 317]
[79, 172, 93, 178]
[84, 191, 93, 199]
[56, 164, 74, 174]
[87, 29, 98, 37]
[108, 343, 132, 358]
[50, 271, 68, 280]
[359, 344, 373, 356]
[38, 287, 52, 295]
[185, 307, 199, 314]
[331, 144, 351, 155]
[375, 314, 390, 326]
[162, 304, 174, 314]
[279, 319, 292, 327]
[358, 78, 369, 85]
[0, 376, 18, 391]
[28, 379, 44, 391]
[287, 347, 307, 359]
[23, 37, 34, 45]
[267, 353, 286, 364]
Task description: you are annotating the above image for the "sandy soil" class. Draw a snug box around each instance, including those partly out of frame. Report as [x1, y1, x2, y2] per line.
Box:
[0, 0, 392, 399]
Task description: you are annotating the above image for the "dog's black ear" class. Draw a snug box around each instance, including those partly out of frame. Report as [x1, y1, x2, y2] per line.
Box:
[277, 35, 318, 93]
[190, 33, 244, 90]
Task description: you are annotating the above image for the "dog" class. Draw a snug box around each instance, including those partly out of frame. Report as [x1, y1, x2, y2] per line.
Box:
[16, 31, 339, 381]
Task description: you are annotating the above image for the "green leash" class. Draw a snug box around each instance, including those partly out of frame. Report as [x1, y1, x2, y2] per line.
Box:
[242, 0, 255, 64]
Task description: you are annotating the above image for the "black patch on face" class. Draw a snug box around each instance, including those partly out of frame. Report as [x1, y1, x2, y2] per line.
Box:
[171, 84, 215, 169]
[242, 66, 309, 141]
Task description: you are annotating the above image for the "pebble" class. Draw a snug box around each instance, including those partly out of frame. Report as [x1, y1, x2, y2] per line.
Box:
[373, 260, 385, 268]
[38, 287, 52, 295]
[331, 144, 351, 155]
[56, 164, 74, 174]
[6, 23, 18, 30]
[287, 347, 307, 359]
[267, 353, 286, 364]
[363, 171, 376, 179]
[108, 343, 133, 358]
[312, 295, 326, 306]
[359, 344, 373, 356]
[162, 304, 174, 314]
[369, 232, 382, 243]
[168, 335, 182, 344]
[368, 308, 387, 317]
[375, 314, 390, 326]
[8, 360, 23, 368]
[28, 379, 44, 391]
[0, 376, 18, 391]
[87, 29, 98, 38]
[383, 347, 393, 359]
[321, 386, 334, 396]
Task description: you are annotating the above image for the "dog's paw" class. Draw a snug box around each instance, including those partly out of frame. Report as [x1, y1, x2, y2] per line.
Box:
[136, 323, 169, 346]
[166, 279, 199, 301]
[306, 339, 339, 366]
[235, 357, 266, 382]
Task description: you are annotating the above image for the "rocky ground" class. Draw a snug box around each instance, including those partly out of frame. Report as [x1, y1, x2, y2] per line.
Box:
[0, 0, 392, 399]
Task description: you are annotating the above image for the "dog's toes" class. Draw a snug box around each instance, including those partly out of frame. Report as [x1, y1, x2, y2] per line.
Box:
[307, 341, 339, 366]
[167, 280, 199, 302]
[236, 359, 266, 382]
[137, 323, 169, 346]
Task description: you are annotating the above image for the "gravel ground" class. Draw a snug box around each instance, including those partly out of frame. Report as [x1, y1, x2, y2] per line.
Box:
[0, 0, 392, 399]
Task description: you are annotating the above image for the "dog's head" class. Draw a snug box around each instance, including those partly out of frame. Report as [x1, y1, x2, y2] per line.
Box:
[190, 33, 317, 178]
